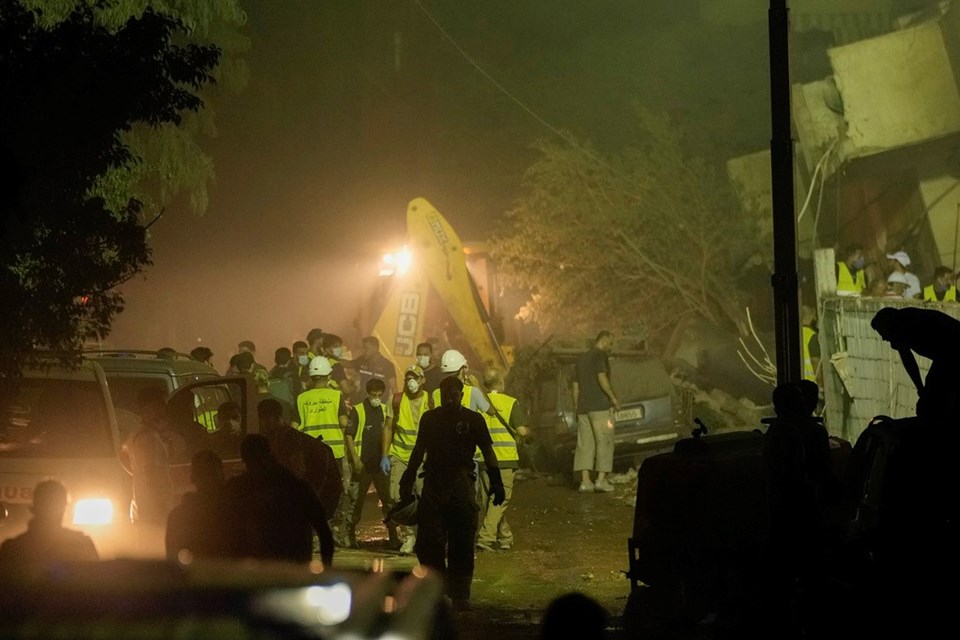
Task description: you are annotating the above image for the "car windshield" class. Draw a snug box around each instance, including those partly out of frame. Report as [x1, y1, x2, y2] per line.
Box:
[0, 378, 113, 459]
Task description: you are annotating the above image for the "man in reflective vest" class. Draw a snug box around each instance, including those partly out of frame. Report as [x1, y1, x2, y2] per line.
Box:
[475, 368, 529, 552]
[343, 378, 395, 549]
[836, 243, 866, 296]
[923, 266, 957, 302]
[381, 364, 431, 554]
[432, 350, 499, 419]
[801, 305, 820, 385]
[296, 356, 350, 543]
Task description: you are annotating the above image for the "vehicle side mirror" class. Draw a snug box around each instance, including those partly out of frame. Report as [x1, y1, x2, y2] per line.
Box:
[0, 501, 8, 523]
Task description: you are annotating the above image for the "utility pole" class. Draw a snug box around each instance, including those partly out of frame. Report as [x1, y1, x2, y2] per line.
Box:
[769, 0, 801, 384]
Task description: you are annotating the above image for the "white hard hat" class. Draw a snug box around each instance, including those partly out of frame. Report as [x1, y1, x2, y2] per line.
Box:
[886, 271, 909, 285]
[440, 349, 468, 373]
[308, 356, 333, 377]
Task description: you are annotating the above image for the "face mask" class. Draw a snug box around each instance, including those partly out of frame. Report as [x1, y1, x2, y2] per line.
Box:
[297, 355, 309, 366]
[331, 347, 342, 359]
[416, 355, 430, 368]
[852, 257, 865, 270]
[370, 398, 382, 408]
[406, 378, 420, 393]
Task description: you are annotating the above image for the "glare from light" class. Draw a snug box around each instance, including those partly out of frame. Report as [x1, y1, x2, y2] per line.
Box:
[396, 246, 412, 275]
[72, 498, 114, 525]
[304, 583, 352, 625]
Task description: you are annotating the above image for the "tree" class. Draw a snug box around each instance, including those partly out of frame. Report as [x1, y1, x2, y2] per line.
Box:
[20, 0, 249, 217]
[0, 2, 220, 376]
[491, 111, 767, 347]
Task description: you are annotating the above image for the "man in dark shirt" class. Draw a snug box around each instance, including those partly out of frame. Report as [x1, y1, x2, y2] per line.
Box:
[399, 376, 505, 610]
[165, 450, 232, 560]
[225, 434, 334, 567]
[571, 331, 620, 493]
[417, 341, 443, 394]
[343, 378, 395, 548]
[0, 480, 99, 583]
[347, 336, 398, 402]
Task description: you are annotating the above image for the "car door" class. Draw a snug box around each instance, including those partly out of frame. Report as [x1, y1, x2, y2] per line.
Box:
[165, 376, 257, 494]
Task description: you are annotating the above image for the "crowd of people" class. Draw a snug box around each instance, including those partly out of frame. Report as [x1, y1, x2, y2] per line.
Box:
[130, 330, 532, 610]
[836, 244, 958, 301]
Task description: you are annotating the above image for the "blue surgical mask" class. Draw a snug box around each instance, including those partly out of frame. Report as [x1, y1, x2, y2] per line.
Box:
[297, 355, 309, 366]
[852, 257, 865, 270]
[370, 398, 382, 408]
[331, 347, 342, 359]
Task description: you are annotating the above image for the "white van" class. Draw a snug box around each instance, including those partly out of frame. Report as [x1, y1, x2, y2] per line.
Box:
[0, 352, 255, 557]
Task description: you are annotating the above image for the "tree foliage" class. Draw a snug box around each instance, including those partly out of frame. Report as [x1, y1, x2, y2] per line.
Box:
[21, 0, 249, 216]
[492, 111, 765, 347]
[0, 2, 220, 376]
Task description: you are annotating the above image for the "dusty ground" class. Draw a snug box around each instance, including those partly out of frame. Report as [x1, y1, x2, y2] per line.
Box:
[336, 470, 639, 638]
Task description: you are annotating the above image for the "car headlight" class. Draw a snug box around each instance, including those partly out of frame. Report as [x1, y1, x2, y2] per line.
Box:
[72, 498, 114, 526]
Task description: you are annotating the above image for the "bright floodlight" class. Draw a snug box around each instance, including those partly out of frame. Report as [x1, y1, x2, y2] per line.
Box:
[72, 498, 114, 526]
[396, 246, 412, 275]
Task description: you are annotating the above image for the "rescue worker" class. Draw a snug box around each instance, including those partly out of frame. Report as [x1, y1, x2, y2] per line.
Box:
[836, 243, 867, 296]
[885, 271, 910, 298]
[343, 378, 396, 548]
[296, 356, 350, 544]
[886, 250, 921, 299]
[923, 266, 957, 302]
[476, 367, 529, 552]
[801, 306, 820, 384]
[238, 340, 269, 376]
[399, 376, 505, 611]
[381, 364, 431, 554]
[322, 333, 354, 395]
[268, 347, 300, 406]
[0, 480, 99, 582]
[432, 349, 498, 418]
[293, 340, 310, 387]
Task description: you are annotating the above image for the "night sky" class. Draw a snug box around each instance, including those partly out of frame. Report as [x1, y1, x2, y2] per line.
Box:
[107, 0, 770, 369]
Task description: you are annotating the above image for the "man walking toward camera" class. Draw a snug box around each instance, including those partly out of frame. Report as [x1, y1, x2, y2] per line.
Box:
[399, 376, 504, 610]
[572, 331, 620, 493]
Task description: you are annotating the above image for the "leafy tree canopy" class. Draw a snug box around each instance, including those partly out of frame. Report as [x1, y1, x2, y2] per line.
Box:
[492, 111, 767, 348]
[21, 0, 249, 216]
[0, 1, 220, 376]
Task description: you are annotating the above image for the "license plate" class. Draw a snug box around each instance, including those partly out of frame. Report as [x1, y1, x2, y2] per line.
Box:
[615, 407, 644, 422]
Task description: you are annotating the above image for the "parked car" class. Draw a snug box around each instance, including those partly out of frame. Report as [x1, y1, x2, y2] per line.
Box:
[0, 351, 255, 557]
[526, 347, 681, 471]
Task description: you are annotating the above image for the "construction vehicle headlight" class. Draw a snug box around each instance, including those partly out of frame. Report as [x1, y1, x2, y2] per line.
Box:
[72, 498, 114, 526]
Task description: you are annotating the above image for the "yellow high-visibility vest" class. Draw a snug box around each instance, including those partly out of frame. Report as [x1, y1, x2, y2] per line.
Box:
[802, 326, 817, 383]
[923, 284, 957, 302]
[431, 383, 474, 410]
[389, 393, 430, 463]
[297, 387, 344, 458]
[837, 262, 865, 295]
[483, 392, 519, 465]
[353, 402, 385, 458]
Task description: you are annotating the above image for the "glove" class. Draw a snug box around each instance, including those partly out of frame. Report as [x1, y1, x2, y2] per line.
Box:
[380, 455, 391, 475]
[487, 466, 506, 506]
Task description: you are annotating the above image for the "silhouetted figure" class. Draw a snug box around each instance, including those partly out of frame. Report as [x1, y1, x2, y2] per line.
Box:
[210, 400, 243, 459]
[399, 376, 505, 610]
[189, 346, 214, 368]
[225, 434, 334, 566]
[165, 450, 231, 560]
[871, 306, 960, 420]
[119, 388, 175, 525]
[0, 480, 98, 582]
[541, 592, 607, 640]
[259, 398, 342, 518]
